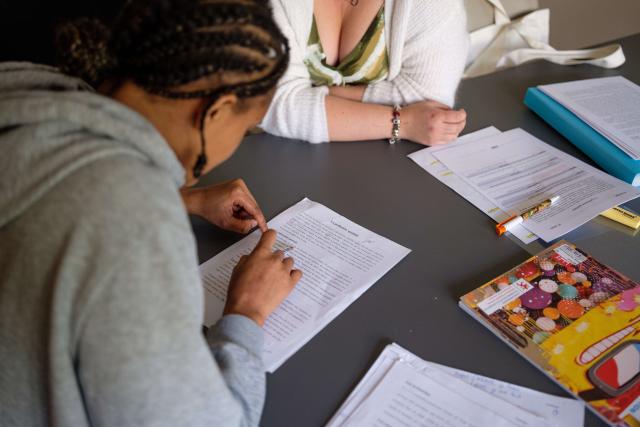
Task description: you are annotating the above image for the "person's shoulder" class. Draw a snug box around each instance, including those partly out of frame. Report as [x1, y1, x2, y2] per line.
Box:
[397, 0, 467, 45]
[269, 0, 312, 23]
[58, 153, 191, 248]
[406, 0, 466, 30]
[269, 0, 314, 44]
[409, 0, 465, 13]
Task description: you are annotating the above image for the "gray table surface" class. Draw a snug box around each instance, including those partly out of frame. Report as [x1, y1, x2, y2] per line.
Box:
[193, 34, 640, 427]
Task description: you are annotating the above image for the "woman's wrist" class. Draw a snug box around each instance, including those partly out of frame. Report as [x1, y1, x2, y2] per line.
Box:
[398, 105, 413, 141]
[389, 105, 402, 144]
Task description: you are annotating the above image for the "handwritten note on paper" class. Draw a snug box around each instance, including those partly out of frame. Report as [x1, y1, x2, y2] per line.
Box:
[326, 344, 584, 427]
[342, 361, 533, 427]
[440, 366, 583, 427]
[200, 198, 410, 372]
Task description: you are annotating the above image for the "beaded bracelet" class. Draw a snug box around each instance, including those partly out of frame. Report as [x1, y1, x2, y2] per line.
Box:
[389, 105, 401, 144]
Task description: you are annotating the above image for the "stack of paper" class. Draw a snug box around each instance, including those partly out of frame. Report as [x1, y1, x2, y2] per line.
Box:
[538, 77, 640, 160]
[200, 198, 411, 372]
[326, 343, 584, 427]
[408, 127, 538, 244]
[525, 79, 640, 187]
[409, 127, 640, 242]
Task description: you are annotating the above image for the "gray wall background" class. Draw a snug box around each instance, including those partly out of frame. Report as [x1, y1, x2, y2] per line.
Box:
[539, 0, 640, 48]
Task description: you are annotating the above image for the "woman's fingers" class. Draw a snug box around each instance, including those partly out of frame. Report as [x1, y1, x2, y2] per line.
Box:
[237, 255, 249, 269]
[283, 257, 294, 271]
[224, 217, 259, 234]
[290, 269, 303, 284]
[233, 197, 267, 232]
[442, 125, 460, 134]
[443, 109, 466, 124]
[254, 229, 278, 253]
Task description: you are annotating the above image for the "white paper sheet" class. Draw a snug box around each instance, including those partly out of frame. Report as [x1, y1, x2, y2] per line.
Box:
[342, 361, 535, 427]
[539, 76, 640, 160]
[408, 127, 539, 244]
[200, 198, 411, 372]
[435, 362, 584, 427]
[326, 343, 584, 427]
[431, 128, 640, 242]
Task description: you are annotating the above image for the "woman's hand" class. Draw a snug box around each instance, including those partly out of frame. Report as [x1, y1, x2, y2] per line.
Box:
[401, 101, 467, 146]
[224, 230, 302, 326]
[182, 179, 267, 234]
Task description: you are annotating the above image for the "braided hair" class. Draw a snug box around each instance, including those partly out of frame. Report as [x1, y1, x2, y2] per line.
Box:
[54, 0, 290, 177]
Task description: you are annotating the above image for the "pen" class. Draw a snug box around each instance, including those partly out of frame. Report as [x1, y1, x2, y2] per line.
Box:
[496, 196, 560, 236]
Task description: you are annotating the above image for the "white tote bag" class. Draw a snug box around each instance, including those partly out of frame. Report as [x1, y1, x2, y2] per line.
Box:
[464, 0, 626, 78]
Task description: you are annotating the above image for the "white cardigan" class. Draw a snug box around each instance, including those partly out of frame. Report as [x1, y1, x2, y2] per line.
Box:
[261, 0, 470, 143]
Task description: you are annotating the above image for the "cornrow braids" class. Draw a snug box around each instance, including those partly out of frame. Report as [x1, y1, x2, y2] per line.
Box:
[55, 0, 290, 178]
[118, 0, 288, 100]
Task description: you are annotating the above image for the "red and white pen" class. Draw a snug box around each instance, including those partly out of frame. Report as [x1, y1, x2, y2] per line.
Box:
[496, 196, 560, 236]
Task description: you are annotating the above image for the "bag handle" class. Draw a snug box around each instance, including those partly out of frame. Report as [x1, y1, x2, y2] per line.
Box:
[498, 43, 626, 69]
[508, 12, 626, 68]
[482, 0, 511, 26]
[464, 6, 626, 78]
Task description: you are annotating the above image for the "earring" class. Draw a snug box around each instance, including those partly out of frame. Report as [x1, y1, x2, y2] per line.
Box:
[193, 102, 213, 179]
[192, 152, 207, 179]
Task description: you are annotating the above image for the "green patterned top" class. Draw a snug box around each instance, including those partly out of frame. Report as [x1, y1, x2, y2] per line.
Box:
[304, 6, 389, 87]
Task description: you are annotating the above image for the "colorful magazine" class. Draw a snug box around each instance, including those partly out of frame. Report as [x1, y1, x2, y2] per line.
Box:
[460, 241, 640, 426]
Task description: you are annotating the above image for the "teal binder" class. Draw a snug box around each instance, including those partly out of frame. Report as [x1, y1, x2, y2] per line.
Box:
[524, 87, 640, 186]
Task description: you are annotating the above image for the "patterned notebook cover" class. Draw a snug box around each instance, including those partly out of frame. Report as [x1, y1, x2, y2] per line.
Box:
[460, 241, 640, 426]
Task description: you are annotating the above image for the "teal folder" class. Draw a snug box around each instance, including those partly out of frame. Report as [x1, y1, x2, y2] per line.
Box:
[525, 87, 640, 186]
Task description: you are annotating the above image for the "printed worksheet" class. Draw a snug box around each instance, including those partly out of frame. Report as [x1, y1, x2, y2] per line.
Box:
[326, 343, 584, 427]
[200, 198, 410, 372]
[432, 128, 640, 242]
[341, 361, 537, 427]
[408, 127, 539, 244]
[539, 76, 640, 159]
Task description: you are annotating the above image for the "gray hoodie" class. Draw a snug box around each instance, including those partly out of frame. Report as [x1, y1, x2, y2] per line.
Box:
[0, 62, 265, 427]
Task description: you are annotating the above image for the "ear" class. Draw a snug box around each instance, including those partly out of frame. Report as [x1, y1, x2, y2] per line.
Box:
[194, 94, 239, 128]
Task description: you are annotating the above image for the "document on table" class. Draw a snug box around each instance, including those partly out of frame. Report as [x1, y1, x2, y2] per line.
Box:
[539, 76, 640, 160]
[431, 128, 640, 242]
[199, 198, 410, 372]
[408, 127, 539, 244]
[326, 343, 584, 427]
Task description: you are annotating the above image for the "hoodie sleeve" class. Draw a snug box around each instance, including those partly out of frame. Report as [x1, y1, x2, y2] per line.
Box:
[75, 190, 265, 427]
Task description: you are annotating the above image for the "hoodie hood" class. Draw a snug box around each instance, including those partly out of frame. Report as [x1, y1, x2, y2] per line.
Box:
[0, 62, 185, 228]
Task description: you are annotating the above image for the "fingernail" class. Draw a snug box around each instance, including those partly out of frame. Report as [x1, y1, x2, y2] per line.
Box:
[250, 220, 258, 228]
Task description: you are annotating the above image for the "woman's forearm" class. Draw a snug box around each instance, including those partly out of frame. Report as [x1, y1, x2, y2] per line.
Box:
[328, 85, 366, 102]
[325, 94, 394, 141]
[325, 95, 467, 144]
